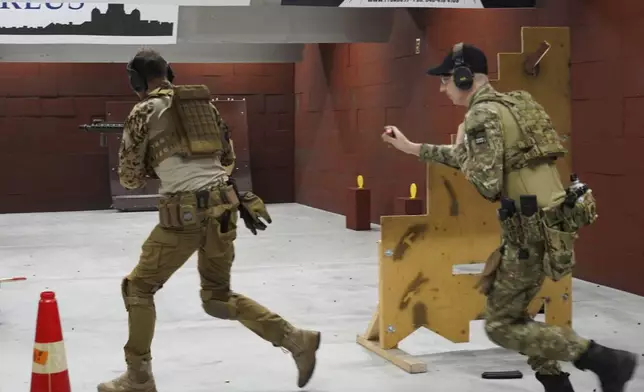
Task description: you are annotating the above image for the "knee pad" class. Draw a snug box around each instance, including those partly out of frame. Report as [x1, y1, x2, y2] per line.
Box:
[121, 277, 156, 312]
[200, 289, 237, 320]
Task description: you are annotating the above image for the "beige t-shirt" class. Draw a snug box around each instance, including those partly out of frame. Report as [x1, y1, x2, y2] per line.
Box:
[154, 155, 228, 194]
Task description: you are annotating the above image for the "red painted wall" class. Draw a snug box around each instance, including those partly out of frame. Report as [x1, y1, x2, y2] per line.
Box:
[293, 0, 644, 296]
[0, 63, 294, 213]
[293, 3, 575, 217]
[0, 0, 641, 296]
[569, 0, 644, 297]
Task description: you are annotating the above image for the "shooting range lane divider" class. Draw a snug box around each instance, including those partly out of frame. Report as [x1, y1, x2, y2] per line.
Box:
[356, 26, 574, 374]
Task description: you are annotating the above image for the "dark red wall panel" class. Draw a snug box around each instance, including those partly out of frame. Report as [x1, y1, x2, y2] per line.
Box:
[0, 63, 295, 213]
[1, 0, 643, 296]
[293, 0, 644, 296]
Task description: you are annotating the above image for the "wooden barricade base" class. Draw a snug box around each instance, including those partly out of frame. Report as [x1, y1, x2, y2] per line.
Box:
[356, 26, 573, 374]
[356, 307, 428, 373]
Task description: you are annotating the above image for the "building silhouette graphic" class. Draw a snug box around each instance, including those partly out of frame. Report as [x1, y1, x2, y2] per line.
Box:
[0, 4, 174, 36]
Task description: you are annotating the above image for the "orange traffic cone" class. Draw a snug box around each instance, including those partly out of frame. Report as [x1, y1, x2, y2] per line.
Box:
[30, 291, 71, 392]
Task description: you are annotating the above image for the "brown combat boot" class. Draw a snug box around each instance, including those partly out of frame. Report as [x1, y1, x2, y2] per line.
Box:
[536, 372, 575, 392]
[573, 340, 638, 392]
[280, 326, 321, 388]
[97, 357, 157, 392]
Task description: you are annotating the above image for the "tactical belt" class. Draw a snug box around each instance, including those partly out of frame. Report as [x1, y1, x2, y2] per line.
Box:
[157, 179, 239, 228]
[161, 177, 237, 206]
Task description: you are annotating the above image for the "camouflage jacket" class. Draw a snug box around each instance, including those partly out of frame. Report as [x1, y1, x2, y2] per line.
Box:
[118, 93, 159, 190]
[419, 83, 504, 202]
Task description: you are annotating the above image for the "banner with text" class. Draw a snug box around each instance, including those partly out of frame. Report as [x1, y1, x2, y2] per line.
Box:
[6, 0, 251, 5]
[280, 0, 536, 8]
[0, 2, 179, 44]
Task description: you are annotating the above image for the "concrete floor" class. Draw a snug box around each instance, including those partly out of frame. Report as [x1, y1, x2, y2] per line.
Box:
[0, 203, 643, 392]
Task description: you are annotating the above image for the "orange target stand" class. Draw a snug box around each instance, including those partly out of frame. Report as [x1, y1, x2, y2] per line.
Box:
[356, 27, 574, 373]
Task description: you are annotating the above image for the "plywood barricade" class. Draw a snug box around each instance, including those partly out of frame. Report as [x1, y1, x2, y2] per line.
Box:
[356, 27, 573, 374]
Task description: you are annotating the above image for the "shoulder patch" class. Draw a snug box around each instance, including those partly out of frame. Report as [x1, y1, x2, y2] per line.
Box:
[472, 129, 487, 145]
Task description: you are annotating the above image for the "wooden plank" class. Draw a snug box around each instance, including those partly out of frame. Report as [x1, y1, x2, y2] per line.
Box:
[356, 335, 427, 374]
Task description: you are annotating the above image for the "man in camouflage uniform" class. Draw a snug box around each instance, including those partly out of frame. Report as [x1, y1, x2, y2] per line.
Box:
[97, 49, 320, 392]
[381, 43, 638, 392]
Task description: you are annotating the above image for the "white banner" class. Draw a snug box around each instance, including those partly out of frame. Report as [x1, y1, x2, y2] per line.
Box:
[0, 2, 180, 44]
[6, 0, 251, 4]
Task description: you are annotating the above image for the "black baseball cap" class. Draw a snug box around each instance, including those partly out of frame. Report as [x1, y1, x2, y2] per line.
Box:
[426, 43, 488, 76]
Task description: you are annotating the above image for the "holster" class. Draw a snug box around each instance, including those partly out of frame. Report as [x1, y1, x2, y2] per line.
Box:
[474, 246, 503, 295]
[561, 190, 598, 232]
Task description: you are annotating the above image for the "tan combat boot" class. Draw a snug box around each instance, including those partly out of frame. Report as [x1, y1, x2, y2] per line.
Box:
[280, 326, 321, 388]
[97, 357, 157, 392]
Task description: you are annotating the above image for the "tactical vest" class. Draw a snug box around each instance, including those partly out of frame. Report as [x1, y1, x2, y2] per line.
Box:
[470, 87, 596, 282]
[144, 84, 227, 168]
[469, 88, 567, 172]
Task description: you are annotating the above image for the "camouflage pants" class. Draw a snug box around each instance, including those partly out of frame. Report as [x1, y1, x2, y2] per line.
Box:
[120, 186, 291, 364]
[484, 242, 590, 375]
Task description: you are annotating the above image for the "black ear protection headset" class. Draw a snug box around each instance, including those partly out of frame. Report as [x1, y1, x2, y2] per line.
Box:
[451, 42, 474, 91]
[126, 56, 175, 93]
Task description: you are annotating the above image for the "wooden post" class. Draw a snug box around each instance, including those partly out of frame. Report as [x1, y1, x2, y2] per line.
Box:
[346, 175, 371, 231]
[356, 27, 573, 374]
